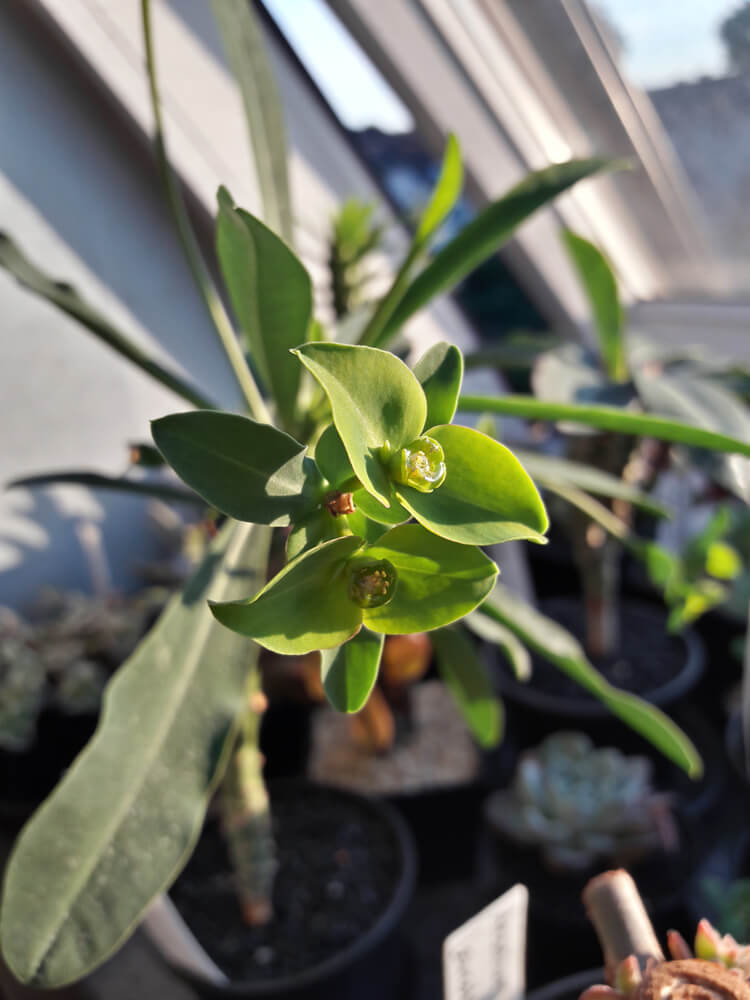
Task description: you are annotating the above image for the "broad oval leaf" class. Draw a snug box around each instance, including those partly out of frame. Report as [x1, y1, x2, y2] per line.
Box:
[0, 521, 271, 988]
[562, 230, 627, 383]
[458, 394, 750, 458]
[211, 535, 363, 654]
[359, 524, 497, 634]
[478, 583, 703, 777]
[379, 158, 619, 343]
[431, 626, 503, 748]
[293, 343, 427, 505]
[152, 410, 321, 525]
[321, 629, 384, 713]
[413, 341, 464, 427]
[395, 425, 548, 546]
[216, 189, 311, 427]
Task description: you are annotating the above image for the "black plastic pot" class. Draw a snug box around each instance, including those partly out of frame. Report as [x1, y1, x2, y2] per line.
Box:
[0, 708, 98, 830]
[526, 967, 603, 1000]
[149, 782, 417, 1000]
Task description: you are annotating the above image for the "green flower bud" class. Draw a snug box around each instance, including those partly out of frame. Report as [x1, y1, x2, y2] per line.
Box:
[388, 435, 446, 493]
[348, 559, 397, 609]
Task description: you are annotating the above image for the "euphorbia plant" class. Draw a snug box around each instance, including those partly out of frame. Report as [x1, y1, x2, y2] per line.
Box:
[1, 0, 748, 988]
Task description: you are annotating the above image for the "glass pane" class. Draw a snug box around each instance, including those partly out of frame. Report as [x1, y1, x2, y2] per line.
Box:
[593, 0, 750, 290]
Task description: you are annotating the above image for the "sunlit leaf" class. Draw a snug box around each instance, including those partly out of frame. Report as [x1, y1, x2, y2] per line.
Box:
[431, 626, 503, 748]
[321, 629, 383, 713]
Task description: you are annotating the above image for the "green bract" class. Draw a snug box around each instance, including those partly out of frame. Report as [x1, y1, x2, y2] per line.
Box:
[294, 342, 549, 547]
[211, 525, 498, 653]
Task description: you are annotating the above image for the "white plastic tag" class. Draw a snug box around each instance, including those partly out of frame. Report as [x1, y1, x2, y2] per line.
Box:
[442, 883, 528, 1000]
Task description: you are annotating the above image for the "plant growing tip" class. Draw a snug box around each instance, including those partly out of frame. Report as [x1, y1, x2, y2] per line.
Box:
[388, 435, 447, 492]
[348, 559, 398, 609]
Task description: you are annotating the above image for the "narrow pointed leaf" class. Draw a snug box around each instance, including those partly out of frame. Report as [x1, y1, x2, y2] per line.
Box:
[152, 411, 322, 525]
[359, 135, 462, 347]
[479, 583, 703, 777]
[293, 344, 427, 505]
[0, 521, 271, 988]
[413, 341, 464, 427]
[210, 0, 293, 245]
[321, 629, 384, 713]
[211, 535, 363, 654]
[8, 471, 202, 506]
[379, 158, 619, 342]
[216, 191, 311, 426]
[395, 425, 548, 546]
[360, 524, 497, 634]
[463, 611, 532, 681]
[459, 394, 750, 457]
[562, 230, 627, 383]
[431, 626, 503, 748]
[514, 449, 670, 517]
[0, 233, 214, 410]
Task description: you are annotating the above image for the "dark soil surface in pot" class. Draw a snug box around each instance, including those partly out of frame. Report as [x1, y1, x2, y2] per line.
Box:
[170, 784, 405, 985]
[506, 598, 692, 707]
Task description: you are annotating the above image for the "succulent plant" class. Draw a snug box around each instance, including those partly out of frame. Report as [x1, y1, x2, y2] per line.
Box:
[485, 731, 672, 871]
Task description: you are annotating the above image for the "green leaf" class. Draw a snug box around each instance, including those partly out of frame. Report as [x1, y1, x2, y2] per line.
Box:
[358, 135, 463, 348]
[458, 394, 750, 458]
[706, 541, 742, 581]
[0, 521, 271, 988]
[562, 230, 627, 382]
[320, 630, 384, 713]
[431, 626, 503, 748]
[210, 0, 293, 245]
[151, 411, 321, 525]
[293, 344, 427, 506]
[479, 583, 703, 777]
[379, 158, 619, 344]
[8, 471, 202, 506]
[415, 134, 463, 244]
[0, 233, 215, 410]
[216, 191, 311, 427]
[395, 425, 548, 546]
[462, 611, 532, 681]
[359, 524, 497, 634]
[314, 423, 355, 488]
[514, 449, 670, 517]
[413, 342, 464, 427]
[211, 535, 363, 654]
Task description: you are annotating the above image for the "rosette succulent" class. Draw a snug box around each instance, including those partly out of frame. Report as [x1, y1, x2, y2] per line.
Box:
[485, 731, 671, 871]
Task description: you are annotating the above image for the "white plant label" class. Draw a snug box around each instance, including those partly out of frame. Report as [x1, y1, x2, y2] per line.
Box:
[442, 883, 528, 1000]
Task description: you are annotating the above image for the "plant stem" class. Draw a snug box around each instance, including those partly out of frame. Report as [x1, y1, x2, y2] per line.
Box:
[141, 0, 270, 424]
[219, 663, 276, 926]
[582, 869, 664, 976]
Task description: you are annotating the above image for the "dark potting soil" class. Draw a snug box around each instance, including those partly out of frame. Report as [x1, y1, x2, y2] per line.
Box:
[170, 784, 404, 984]
[520, 598, 686, 703]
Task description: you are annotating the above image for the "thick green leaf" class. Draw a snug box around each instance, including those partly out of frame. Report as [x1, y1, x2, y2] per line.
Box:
[293, 344, 427, 505]
[634, 370, 750, 501]
[462, 611, 532, 681]
[379, 158, 618, 343]
[8, 471, 202, 506]
[562, 230, 627, 382]
[320, 629, 384, 713]
[0, 233, 214, 410]
[0, 521, 271, 987]
[532, 342, 634, 410]
[431, 626, 503, 748]
[359, 524, 497, 634]
[479, 583, 703, 777]
[514, 450, 670, 517]
[413, 342, 464, 427]
[210, 0, 293, 245]
[459, 394, 750, 458]
[359, 135, 463, 348]
[152, 411, 321, 525]
[216, 190, 311, 426]
[211, 535, 363, 654]
[395, 425, 548, 546]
